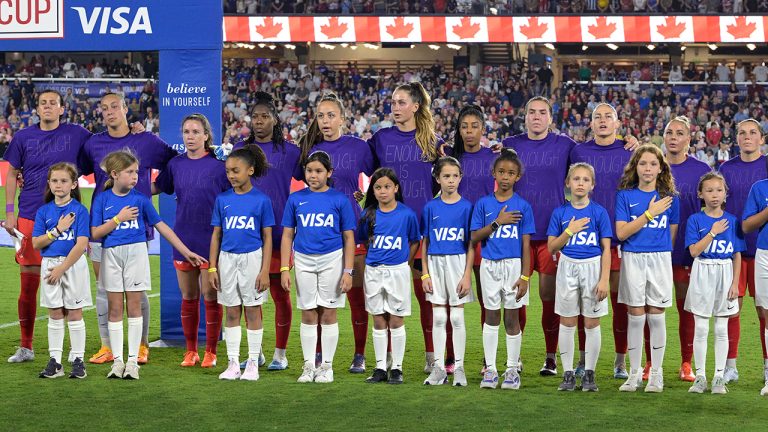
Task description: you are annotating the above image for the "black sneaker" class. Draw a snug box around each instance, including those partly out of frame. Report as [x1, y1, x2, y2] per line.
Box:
[540, 357, 558, 376]
[365, 368, 388, 383]
[39, 358, 64, 379]
[582, 369, 598, 392]
[388, 369, 404, 385]
[69, 358, 87, 379]
[558, 370, 576, 391]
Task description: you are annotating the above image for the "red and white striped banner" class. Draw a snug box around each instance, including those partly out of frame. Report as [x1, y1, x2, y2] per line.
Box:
[224, 15, 768, 43]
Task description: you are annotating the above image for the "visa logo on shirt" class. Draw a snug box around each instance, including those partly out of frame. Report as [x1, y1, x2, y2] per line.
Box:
[433, 228, 465, 242]
[704, 240, 734, 255]
[298, 213, 334, 227]
[224, 216, 256, 230]
[490, 225, 518, 239]
[57, 230, 75, 241]
[371, 235, 402, 250]
[567, 231, 598, 246]
[113, 220, 140, 230]
[630, 215, 668, 229]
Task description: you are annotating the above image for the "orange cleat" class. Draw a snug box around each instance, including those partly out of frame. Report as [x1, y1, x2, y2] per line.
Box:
[642, 361, 652, 381]
[201, 351, 217, 368]
[679, 362, 695, 382]
[181, 351, 200, 367]
[138, 344, 149, 365]
[88, 346, 114, 364]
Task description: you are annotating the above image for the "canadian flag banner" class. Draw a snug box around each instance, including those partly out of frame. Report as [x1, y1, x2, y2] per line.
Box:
[224, 15, 768, 43]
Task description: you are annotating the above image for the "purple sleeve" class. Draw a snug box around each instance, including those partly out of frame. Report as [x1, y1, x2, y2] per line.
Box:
[145, 134, 178, 169]
[3, 134, 23, 169]
[361, 142, 375, 176]
[153, 161, 174, 195]
[367, 134, 381, 170]
[77, 143, 94, 176]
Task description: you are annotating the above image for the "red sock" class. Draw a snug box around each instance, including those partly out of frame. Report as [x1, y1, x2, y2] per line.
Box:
[347, 285, 368, 355]
[676, 297, 694, 363]
[413, 278, 433, 352]
[18, 272, 40, 349]
[761, 317, 767, 359]
[446, 309, 454, 361]
[519, 305, 527, 333]
[542, 300, 559, 354]
[577, 315, 586, 352]
[203, 300, 222, 354]
[180, 298, 200, 352]
[728, 314, 741, 359]
[644, 323, 651, 362]
[269, 278, 292, 350]
[611, 291, 627, 353]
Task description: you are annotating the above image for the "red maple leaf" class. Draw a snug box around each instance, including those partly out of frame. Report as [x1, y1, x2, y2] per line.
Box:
[254, 17, 282, 39]
[386, 17, 414, 39]
[519, 17, 548, 39]
[727, 16, 757, 39]
[452, 17, 481, 39]
[587, 17, 617, 39]
[656, 16, 686, 39]
[320, 17, 348, 39]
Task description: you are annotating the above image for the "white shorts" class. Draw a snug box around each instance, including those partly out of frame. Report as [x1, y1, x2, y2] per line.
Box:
[618, 251, 673, 308]
[426, 254, 473, 306]
[100, 243, 151, 293]
[685, 258, 738, 317]
[364, 262, 411, 316]
[555, 254, 608, 319]
[40, 255, 92, 309]
[754, 249, 768, 308]
[294, 249, 345, 310]
[479, 258, 529, 311]
[218, 249, 268, 307]
[88, 241, 102, 263]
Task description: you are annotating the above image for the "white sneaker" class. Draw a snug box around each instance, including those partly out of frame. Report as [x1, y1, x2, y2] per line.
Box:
[8, 347, 34, 363]
[240, 359, 260, 381]
[619, 370, 642, 392]
[711, 375, 727, 394]
[688, 375, 707, 393]
[423, 366, 448, 385]
[501, 367, 521, 390]
[218, 360, 241, 380]
[453, 366, 467, 387]
[480, 368, 499, 389]
[645, 368, 664, 393]
[314, 363, 334, 383]
[123, 360, 140, 380]
[761, 382, 768, 396]
[723, 366, 739, 384]
[297, 361, 315, 383]
[107, 359, 125, 379]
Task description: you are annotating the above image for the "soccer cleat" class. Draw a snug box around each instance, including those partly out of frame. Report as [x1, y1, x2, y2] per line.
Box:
[365, 368, 388, 383]
[137, 344, 149, 365]
[613, 364, 629, 380]
[314, 363, 334, 383]
[723, 366, 739, 384]
[218, 360, 241, 380]
[240, 359, 260, 381]
[501, 367, 521, 390]
[348, 353, 366, 374]
[315, 352, 322, 369]
[297, 361, 315, 383]
[445, 359, 455, 375]
[619, 370, 642, 392]
[69, 358, 87, 379]
[453, 366, 467, 387]
[688, 375, 707, 393]
[39, 358, 64, 379]
[644, 368, 664, 393]
[122, 360, 140, 380]
[558, 370, 576, 391]
[201, 351, 217, 368]
[258, 352, 265, 367]
[539, 357, 557, 376]
[180, 351, 200, 367]
[679, 362, 695, 382]
[388, 368, 404, 385]
[480, 368, 499, 389]
[107, 359, 125, 379]
[8, 347, 35, 363]
[581, 370, 598, 392]
[424, 353, 435, 374]
[88, 346, 113, 364]
[711, 376, 727, 394]
[574, 364, 586, 379]
[268, 356, 288, 371]
[423, 366, 448, 385]
[642, 361, 651, 381]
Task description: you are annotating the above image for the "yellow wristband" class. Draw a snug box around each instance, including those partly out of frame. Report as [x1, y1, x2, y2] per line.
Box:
[564, 228, 574, 237]
[520, 275, 530, 282]
[280, 266, 290, 272]
[46, 231, 56, 240]
[421, 273, 431, 281]
[112, 216, 121, 225]
[644, 210, 654, 222]
[207, 267, 217, 273]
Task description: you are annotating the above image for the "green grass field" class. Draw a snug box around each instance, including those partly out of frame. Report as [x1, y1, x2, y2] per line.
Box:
[1, 189, 767, 431]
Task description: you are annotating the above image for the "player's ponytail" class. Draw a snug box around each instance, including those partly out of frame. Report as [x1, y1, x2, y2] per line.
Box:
[451, 104, 485, 161]
[361, 168, 404, 243]
[101, 149, 140, 191]
[298, 92, 345, 164]
[492, 148, 523, 176]
[44, 162, 81, 203]
[395, 82, 438, 162]
[229, 144, 270, 178]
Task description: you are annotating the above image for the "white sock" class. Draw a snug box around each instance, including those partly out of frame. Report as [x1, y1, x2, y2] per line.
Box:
[246, 328, 263, 362]
[483, 323, 500, 370]
[390, 325, 406, 370]
[299, 323, 318, 365]
[506, 332, 522, 369]
[127, 317, 142, 362]
[693, 315, 709, 377]
[432, 307, 448, 369]
[224, 326, 241, 363]
[558, 324, 576, 372]
[273, 347, 286, 360]
[47, 318, 65, 363]
[96, 281, 109, 345]
[108, 321, 124, 362]
[67, 320, 86, 360]
[627, 314, 646, 372]
[585, 326, 601, 371]
[140, 292, 150, 342]
[372, 328, 388, 370]
[714, 317, 729, 378]
[647, 313, 667, 373]
[449, 307, 466, 369]
[320, 323, 339, 366]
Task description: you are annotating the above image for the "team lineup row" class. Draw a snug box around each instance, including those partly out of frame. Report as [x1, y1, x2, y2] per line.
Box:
[5, 84, 768, 395]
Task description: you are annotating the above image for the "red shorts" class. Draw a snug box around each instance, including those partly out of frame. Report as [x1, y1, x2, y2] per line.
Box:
[173, 260, 210, 271]
[672, 265, 691, 284]
[738, 257, 756, 297]
[15, 217, 42, 266]
[355, 243, 367, 256]
[610, 246, 621, 272]
[269, 250, 293, 274]
[473, 242, 482, 267]
[528, 239, 558, 275]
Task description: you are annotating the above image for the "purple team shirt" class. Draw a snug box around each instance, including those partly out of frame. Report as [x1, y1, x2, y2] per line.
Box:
[457, 147, 497, 203]
[720, 155, 767, 257]
[154, 153, 230, 261]
[502, 132, 576, 241]
[670, 156, 711, 266]
[3, 123, 91, 220]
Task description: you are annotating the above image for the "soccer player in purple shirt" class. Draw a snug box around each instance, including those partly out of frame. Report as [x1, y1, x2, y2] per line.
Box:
[719, 118, 768, 383]
[4, 90, 91, 364]
[297, 92, 374, 373]
[153, 114, 230, 368]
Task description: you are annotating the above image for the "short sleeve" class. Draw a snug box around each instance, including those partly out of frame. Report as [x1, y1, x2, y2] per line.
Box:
[32, 207, 47, 237]
[470, 200, 485, 231]
[615, 191, 629, 223]
[743, 183, 763, 221]
[684, 214, 700, 248]
[90, 193, 104, 227]
[357, 212, 370, 242]
[407, 211, 421, 243]
[670, 196, 680, 225]
[260, 198, 275, 228]
[211, 196, 222, 227]
[360, 142, 375, 176]
[153, 160, 175, 195]
[3, 134, 23, 169]
[339, 197, 356, 231]
[597, 207, 613, 239]
[143, 195, 162, 226]
[420, 203, 431, 238]
[521, 202, 536, 235]
[546, 207, 562, 238]
[75, 204, 90, 238]
[281, 196, 297, 228]
[145, 134, 179, 170]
